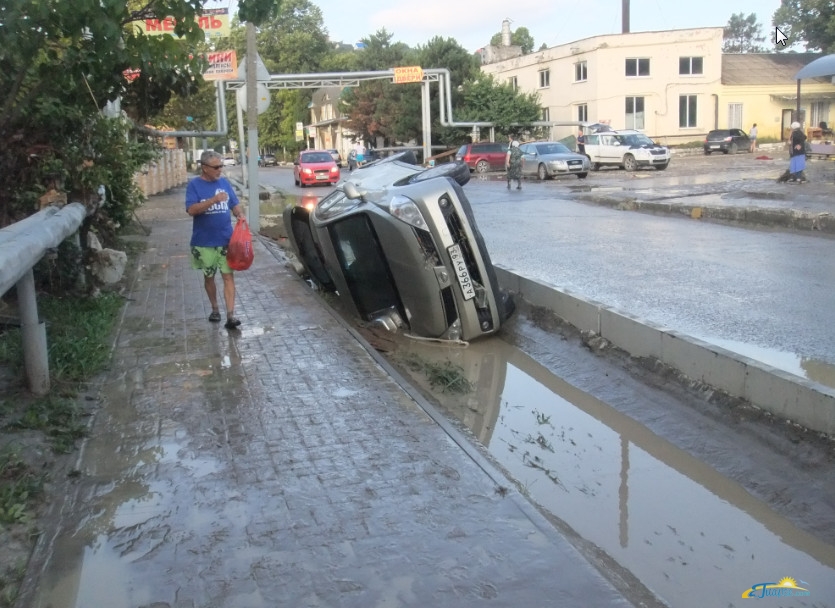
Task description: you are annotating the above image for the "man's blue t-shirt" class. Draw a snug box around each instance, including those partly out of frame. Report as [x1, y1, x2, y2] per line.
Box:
[185, 176, 240, 247]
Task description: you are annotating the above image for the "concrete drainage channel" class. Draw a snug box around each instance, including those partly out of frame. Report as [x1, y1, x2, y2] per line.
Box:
[263, 232, 835, 607]
[493, 265, 835, 439]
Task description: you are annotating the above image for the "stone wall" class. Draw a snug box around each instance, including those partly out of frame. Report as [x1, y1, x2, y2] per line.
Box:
[134, 149, 188, 196]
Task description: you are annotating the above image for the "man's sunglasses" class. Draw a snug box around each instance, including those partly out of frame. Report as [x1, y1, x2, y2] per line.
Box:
[202, 162, 223, 169]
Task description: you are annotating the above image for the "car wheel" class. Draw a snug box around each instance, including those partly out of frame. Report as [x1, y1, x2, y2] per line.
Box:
[591, 162, 600, 171]
[656, 162, 669, 171]
[623, 154, 637, 171]
[730, 143, 738, 155]
[577, 172, 588, 179]
[475, 159, 489, 173]
[704, 150, 711, 155]
[537, 164, 548, 180]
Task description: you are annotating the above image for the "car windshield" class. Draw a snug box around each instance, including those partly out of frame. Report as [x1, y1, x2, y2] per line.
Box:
[301, 152, 333, 163]
[618, 133, 655, 146]
[534, 143, 571, 155]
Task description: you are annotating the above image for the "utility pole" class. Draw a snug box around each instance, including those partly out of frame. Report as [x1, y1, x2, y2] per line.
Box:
[245, 22, 260, 233]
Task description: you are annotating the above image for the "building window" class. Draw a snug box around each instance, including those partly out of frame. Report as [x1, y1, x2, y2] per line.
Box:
[625, 96, 645, 129]
[625, 58, 650, 77]
[577, 104, 588, 122]
[538, 69, 550, 88]
[728, 103, 743, 129]
[679, 56, 704, 75]
[574, 61, 587, 82]
[509, 76, 518, 90]
[811, 101, 830, 127]
[679, 95, 698, 128]
[541, 107, 550, 122]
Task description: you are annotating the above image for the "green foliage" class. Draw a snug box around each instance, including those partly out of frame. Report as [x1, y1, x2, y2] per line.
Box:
[7, 396, 89, 454]
[0, 450, 45, 525]
[774, 0, 835, 52]
[457, 74, 543, 133]
[402, 354, 473, 394]
[723, 12, 766, 53]
[0, 293, 123, 384]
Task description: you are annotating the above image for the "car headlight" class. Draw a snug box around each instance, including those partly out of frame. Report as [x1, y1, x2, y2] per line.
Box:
[302, 167, 313, 175]
[389, 194, 428, 229]
[550, 160, 568, 169]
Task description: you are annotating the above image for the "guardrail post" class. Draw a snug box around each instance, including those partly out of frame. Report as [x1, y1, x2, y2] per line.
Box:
[17, 269, 50, 395]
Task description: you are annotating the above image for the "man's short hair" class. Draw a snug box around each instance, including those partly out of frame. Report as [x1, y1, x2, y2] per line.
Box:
[200, 150, 222, 165]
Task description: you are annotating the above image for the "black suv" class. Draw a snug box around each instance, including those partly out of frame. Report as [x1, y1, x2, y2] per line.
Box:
[704, 129, 750, 155]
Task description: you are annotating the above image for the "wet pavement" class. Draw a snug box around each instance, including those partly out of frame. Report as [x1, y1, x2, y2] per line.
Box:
[18, 189, 642, 608]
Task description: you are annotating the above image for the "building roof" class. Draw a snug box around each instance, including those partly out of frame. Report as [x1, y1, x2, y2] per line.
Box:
[310, 86, 345, 108]
[721, 53, 826, 85]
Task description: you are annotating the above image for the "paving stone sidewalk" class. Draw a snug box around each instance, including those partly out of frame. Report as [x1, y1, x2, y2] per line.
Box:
[19, 188, 638, 608]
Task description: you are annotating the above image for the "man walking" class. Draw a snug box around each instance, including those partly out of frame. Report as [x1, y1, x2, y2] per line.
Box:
[749, 123, 758, 153]
[186, 150, 245, 329]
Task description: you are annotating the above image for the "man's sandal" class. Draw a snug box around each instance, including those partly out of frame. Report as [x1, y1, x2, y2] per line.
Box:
[208, 311, 221, 323]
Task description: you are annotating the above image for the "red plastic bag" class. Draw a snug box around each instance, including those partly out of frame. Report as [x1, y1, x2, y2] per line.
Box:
[227, 218, 254, 271]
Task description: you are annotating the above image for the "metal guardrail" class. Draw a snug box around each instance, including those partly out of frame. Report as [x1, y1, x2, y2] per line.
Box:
[0, 203, 87, 394]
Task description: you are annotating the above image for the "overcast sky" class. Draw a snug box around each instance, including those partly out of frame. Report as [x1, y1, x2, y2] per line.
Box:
[207, 0, 788, 52]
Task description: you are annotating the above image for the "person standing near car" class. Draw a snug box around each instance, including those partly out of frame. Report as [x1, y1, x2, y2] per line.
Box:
[577, 128, 586, 156]
[505, 138, 523, 190]
[749, 123, 758, 153]
[776, 122, 807, 183]
[353, 141, 366, 167]
[186, 150, 245, 329]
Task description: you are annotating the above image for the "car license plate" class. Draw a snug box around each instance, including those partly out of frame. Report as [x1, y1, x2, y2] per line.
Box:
[710, 144, 720, 148]
[447, 243, 476, 300]
[316, 174, 327, 180]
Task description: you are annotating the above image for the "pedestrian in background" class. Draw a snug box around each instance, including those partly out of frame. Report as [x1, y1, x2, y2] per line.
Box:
[506, 138, 523, 190]
[776, 121, 807, 183]
[577, 128, 586, 156]
[749, 123, 758, 153]
[186, 150, 245, 329]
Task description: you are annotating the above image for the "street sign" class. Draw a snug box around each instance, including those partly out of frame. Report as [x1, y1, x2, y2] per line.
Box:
[393, 66, 423, 84]
[236, 82, 271, 115]
[295, 121, 304, 142]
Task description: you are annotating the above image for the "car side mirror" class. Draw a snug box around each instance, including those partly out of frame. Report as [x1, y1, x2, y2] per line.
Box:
[343, 182, 364, 200]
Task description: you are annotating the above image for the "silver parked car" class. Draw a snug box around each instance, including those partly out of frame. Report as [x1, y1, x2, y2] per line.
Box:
[519, 141, 591, 180]
[283, 152, 515, 341]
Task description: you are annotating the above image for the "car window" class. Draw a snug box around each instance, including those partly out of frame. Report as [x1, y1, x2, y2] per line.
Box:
[456, 145, 467, 156]
[586, 134, 599, 145]
[535, 143, 571, 155]
[520, 144, 532, 154]
[301, 152, 333, 163]
[619, 133, 655, 146]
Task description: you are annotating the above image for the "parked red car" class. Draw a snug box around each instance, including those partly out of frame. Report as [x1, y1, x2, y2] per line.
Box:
[294, 150, 340, 187]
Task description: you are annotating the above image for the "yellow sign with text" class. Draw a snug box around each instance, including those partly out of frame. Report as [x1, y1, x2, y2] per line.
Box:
[203, 50, 238, 81]
[393, 66, 423, 84]
[137, 8, 230, 39]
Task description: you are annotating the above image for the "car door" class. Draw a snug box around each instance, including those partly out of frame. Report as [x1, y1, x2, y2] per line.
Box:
[519, 143, 536, 176]
[584, 134, 601, 164]
[599, 134, 620, 164]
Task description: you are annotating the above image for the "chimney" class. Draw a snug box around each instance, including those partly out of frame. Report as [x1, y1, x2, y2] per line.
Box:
[622, 0, 630, 33]
[501, 18, 512, 47]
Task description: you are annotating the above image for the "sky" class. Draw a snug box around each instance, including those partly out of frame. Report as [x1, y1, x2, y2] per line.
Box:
[204, 0, 790, 53]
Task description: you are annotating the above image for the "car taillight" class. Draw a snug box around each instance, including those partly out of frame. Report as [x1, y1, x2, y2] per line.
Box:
[724, 136, 732, 142]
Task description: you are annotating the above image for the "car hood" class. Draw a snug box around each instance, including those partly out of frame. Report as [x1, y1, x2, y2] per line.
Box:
[300, 161, 337, 170]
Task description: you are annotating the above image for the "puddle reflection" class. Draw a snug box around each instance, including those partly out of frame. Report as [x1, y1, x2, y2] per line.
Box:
[397, 337, 835, 608]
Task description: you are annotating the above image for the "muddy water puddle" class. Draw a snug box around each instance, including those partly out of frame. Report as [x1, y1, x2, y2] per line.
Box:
[394, 336, 835, 608]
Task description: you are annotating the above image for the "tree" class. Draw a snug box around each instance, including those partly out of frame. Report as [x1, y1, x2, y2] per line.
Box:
[774, 0, 835, 52]
[489, 26, 536, 54]
[722, 12, 766, 53]
[457, 74, 542, 135]
[0, 0, 279, 242]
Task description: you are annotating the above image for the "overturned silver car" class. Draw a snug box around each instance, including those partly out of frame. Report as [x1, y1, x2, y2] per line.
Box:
[283, 152, 514, 341]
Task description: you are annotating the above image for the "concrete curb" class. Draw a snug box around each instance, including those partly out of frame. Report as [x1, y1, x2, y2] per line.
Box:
[494, 265, 835, 437]
[574, 194, 835, 234]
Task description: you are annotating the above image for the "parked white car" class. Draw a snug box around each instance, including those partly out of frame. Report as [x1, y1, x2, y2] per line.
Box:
[584, 129, 670, 171]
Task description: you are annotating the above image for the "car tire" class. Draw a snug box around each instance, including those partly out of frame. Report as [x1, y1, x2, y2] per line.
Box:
[591, 162, 600, 171]
[623, 154, 637, 171]
[475, 159, 490, 174]
[537, 164, 548, 180]
[704, 150, 711, 155]
[730, 143, 738, 155]
[656, 163, 669, 171]
[577, 172, 588, 179]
